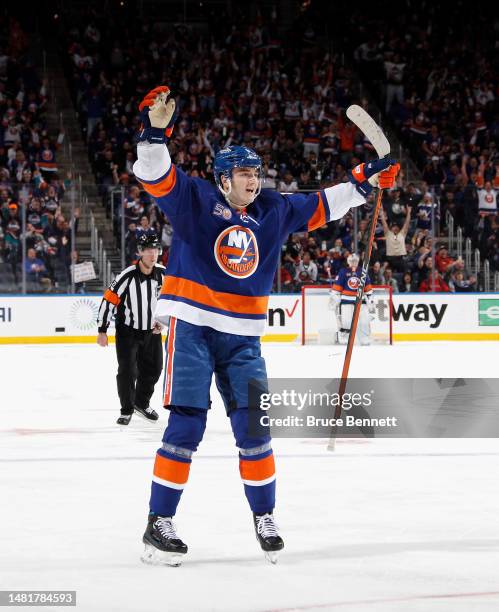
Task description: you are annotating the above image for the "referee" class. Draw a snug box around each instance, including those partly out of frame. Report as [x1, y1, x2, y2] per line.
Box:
[97, 234, 166, 425]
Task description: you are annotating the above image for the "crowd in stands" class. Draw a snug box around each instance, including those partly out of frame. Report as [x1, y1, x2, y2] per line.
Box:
[58, 4, 496, 291]
[0, 16, 78, 292]
[348, 3, 498, 275]
[279, 184, 478, 294]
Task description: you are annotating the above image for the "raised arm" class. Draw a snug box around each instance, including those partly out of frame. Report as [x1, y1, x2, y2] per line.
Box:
[401, 205, 412, 235]
[282, 158, 399, 235]
[132, 86, 193, 216]
[380, 205, 389, 234]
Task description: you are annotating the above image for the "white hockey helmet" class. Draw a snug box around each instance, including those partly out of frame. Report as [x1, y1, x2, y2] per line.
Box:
[347, 253, 360, 267]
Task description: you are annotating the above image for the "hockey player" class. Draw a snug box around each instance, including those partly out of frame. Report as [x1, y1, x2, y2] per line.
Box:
[132, 86, 399, 565]
[329, 253, 375, 345]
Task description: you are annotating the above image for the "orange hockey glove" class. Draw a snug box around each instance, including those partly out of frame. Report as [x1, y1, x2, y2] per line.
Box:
[378, 163, 400, 189]
[137, 86, 176, 143]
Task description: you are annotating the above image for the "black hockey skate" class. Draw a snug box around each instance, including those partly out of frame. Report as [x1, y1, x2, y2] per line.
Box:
[134, 405, 159, 421]
[253, 512, 284, 564]
[116, 414, 132, 426]
[141, 513, 188, 567]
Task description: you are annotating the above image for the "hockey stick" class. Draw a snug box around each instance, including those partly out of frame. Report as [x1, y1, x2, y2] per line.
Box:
[328, 106, 390, 451]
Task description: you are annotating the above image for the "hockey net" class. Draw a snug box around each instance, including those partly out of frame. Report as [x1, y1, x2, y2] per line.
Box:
[301, 284, 393, 345]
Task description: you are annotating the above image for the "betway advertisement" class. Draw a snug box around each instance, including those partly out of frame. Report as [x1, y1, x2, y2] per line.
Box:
[0, 293, 498, 343]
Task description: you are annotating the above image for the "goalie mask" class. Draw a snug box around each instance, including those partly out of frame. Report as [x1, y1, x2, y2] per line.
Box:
[347, 253, 360, 268]
[214, 145, 263, 206]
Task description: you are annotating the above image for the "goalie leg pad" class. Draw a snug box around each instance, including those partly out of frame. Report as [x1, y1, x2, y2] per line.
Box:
[358, 305, 372, 345]
[340, 303, 354, 332]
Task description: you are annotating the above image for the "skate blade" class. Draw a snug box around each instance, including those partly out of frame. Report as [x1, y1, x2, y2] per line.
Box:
[141, 544, 184, 567]
[264, 551, 279, 564]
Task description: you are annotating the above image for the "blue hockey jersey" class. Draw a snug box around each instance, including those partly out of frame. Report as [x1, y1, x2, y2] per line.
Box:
[133, 143, 365, 335]
[332, 267, 373, 304]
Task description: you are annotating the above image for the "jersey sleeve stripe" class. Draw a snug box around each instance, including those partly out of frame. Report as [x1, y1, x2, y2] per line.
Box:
[160, 275, 268, 316]
[137, 165, 177, 198]
[103, 289, 121, 306]
[307, 192, 326, 231]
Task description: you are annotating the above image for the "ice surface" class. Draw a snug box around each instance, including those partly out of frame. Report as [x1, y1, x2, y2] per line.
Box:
[1, 342, 499, 612]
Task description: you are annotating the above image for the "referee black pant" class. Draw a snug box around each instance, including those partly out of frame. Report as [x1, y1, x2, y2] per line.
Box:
[115, 324, 163, 415]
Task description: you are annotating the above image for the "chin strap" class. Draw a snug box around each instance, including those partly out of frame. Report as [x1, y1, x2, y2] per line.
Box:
[219, 178, 232, 201]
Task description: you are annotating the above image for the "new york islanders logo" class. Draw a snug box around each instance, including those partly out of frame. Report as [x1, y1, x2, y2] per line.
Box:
[347, 276, 360, 291]
[214, 225, 259, 279]
[41, 149, 54, 161]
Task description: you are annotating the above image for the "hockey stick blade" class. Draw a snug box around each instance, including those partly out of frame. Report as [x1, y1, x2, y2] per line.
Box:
[346, 105, 391, 158]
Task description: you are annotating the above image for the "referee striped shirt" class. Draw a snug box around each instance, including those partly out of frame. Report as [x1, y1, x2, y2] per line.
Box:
[97, 263, 165, 332]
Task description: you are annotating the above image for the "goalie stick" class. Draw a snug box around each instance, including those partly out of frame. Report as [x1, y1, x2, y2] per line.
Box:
[328, 106, 391, 451]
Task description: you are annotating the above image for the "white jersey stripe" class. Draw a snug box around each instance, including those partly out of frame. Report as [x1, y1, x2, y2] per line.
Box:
[155, 299, 265, 336]
[241, 475, 276, 487]
[152, 475, 185, 490]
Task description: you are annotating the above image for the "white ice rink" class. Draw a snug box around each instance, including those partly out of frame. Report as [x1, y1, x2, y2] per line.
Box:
[1, 341, 499, 612]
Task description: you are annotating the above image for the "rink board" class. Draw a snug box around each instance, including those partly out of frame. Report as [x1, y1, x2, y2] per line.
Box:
[0, 293, 498, 343]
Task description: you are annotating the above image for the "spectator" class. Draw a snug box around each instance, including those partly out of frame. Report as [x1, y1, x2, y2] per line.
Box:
[416, 192, 439, 231]
[477, 181, 497, 216]
[422, 157, 446, 192]
[278, 172, 298, 193]
[384, 188, 408, 227]
[380, 205, 412, 273]
[125, 223, 138, 264]
[136, 216, 156, 241]
[383, 267, 399, 293]
[435, 246, 457, 275]
[452, 259, 476, 285]
[86, 88, 105, 141]
[353, 218, 369, 254]
[321, 244, 345, 283]
[295, 269, 312, 291]
[384, 53, 406, 113]
[370, 260, 386, 286]
[294, 252, 318, 283]
[448, 270, 476, 293]
[276, 263, 294, 290]
[399, 271, 418, 293]
[160, 218, 173, 252]
[24, 247, 51, 291]
[419, 270, 449, 292]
